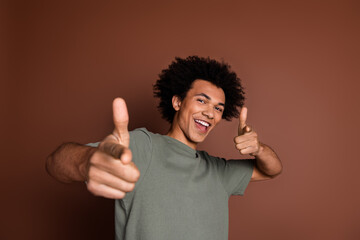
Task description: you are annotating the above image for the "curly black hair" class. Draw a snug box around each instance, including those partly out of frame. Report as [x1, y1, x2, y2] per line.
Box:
[153, 56, 245, 123]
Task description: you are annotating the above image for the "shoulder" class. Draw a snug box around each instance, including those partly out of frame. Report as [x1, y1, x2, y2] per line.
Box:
[129, 128, 155, 143]
[129, 128, 170, 143]
[198, 150, 254, 170]
[128, 128, 154, 152]
[130, 127, 153, 137]
[129, 128, 173, 149]
[197, 150, 227, 167]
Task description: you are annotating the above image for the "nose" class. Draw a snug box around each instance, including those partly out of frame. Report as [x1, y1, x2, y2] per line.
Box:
[202, 106, 214, 119]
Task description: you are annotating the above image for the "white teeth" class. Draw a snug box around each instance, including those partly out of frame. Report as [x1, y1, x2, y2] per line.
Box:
[195, 119, 210, 127]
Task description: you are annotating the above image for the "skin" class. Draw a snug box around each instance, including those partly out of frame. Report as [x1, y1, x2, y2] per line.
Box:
[46, 98, 140, 199]
[167, 79, 282, 181]
[46, 79, 282, 199]
[235, 107, 282, 180]
[167, 79, 226, 149]
[85, 99, 139, 199]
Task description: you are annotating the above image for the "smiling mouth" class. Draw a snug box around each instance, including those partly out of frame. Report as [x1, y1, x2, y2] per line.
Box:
[194, 119, 210, 127]
[194, 119, 211, 132]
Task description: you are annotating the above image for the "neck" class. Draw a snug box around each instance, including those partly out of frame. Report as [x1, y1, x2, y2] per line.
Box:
[167, 124, 198, 150]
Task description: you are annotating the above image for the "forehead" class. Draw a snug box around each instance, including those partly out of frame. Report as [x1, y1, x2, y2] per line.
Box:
[186, 79, 225, 102]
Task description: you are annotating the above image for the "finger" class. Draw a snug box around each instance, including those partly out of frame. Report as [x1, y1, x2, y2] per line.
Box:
[235, 138, 258, 151]
[100, 141, 126, 159]
[117, 162, 140, 182]
[239, 147, 251, 155]
[238, 107, 248, 135]
[237, 145, 254, 155]
[240, 146, 258, 155]
[238, 125, 252, 137]
[113, 98, 130, 147]
[87, 181, 126, 199]
[120, 148, 132, 165]
[244, 125, 252, 133]
[234, 132, 256, 144]
[88, 167, 136, 193]
[93, 158, 140, 183]
[235, 141, 253, 150]
[90, 151, 138, 181]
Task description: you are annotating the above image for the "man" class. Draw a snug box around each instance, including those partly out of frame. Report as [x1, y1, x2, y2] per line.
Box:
[46, 56, 282, 240]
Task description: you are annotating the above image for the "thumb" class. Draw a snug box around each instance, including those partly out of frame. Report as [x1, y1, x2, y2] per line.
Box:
[244, 125, 252, 133]
[120, 148, 132, 165]
[238, 107, 248, 135]
[112, 98, 130, 147]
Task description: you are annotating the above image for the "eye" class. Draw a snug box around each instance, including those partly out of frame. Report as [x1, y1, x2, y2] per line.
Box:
[215, 106, 223, 112]
[197, 99, 205, 104]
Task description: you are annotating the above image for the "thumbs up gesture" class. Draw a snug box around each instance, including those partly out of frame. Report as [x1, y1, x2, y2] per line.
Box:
[86, 98, 140, 199]
[234, 107, 261, 156]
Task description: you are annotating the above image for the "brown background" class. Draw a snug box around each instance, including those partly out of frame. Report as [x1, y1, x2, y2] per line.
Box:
[2, 0, 360, 239]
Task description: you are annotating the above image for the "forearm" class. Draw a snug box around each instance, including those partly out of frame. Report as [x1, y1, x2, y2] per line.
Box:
[253, 143, 282, 177]
[46, 142, 97, 183]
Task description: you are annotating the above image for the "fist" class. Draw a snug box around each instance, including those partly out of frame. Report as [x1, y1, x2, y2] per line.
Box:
[234, 107, 261, 156]
[86, 98, 140, 199]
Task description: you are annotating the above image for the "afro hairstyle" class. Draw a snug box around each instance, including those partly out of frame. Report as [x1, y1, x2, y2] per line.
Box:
[153, 56, 245, 123]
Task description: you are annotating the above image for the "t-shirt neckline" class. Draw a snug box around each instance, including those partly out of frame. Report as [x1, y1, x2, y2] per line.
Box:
[162, 135, 198, 156]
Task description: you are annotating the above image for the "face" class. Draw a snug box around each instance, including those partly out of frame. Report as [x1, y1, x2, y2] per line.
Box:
[168, 79, 225, 149]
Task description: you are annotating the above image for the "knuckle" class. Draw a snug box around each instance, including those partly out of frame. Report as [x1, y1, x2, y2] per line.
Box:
[129, 183, 136, 191]
[87, 167, 96, 179]
[88, 166, 102, 181]
[104, 189, 125, 199]
[118, 164, 128, 177]
[103, 142, 124, 159]
[127, 149, 133, 158]
[86, 182, 98, 195]
[116, 191, 126, 199]
[132, 168, 141, 182]
[90, 151, 108, 165]
[236, 143, 243, 149]
[234, 136, 242, 143]
[89, 151, 100, 164]
[124, 183, 135, 192]
[120, 149, 132, 163]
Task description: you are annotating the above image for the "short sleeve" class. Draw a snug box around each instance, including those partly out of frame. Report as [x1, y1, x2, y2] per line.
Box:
[217, 158, 254, 196]
[129, 128, 153, 178]
[120, 128, 153, 206]
[85, 128, 152, 180]
[85, 142, 100, 147]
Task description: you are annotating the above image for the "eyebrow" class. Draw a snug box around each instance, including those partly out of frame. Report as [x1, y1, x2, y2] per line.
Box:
[195, 93, 225, 107]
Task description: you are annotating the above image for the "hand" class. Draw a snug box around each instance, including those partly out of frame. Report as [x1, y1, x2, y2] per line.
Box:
[86, 98, 140, 199]
[234, 107, 261, 156]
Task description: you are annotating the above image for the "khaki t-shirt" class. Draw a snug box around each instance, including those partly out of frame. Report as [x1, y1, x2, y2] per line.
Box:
[90, 128, 254, 240]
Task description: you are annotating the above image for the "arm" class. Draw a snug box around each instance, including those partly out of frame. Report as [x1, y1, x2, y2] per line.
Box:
[234, 107, 282, 181]
[45, 98, 140, 199]
[46, 142, 96, 183]
[250, 142, 282, 181]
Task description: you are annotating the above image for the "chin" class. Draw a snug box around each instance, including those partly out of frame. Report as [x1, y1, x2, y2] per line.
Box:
[189, 133, 209, 144]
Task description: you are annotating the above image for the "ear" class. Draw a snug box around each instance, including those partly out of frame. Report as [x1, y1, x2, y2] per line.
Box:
[172, 95, 181, 111]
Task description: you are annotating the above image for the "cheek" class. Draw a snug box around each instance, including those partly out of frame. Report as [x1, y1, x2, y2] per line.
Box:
[213, 114, 223, 125]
